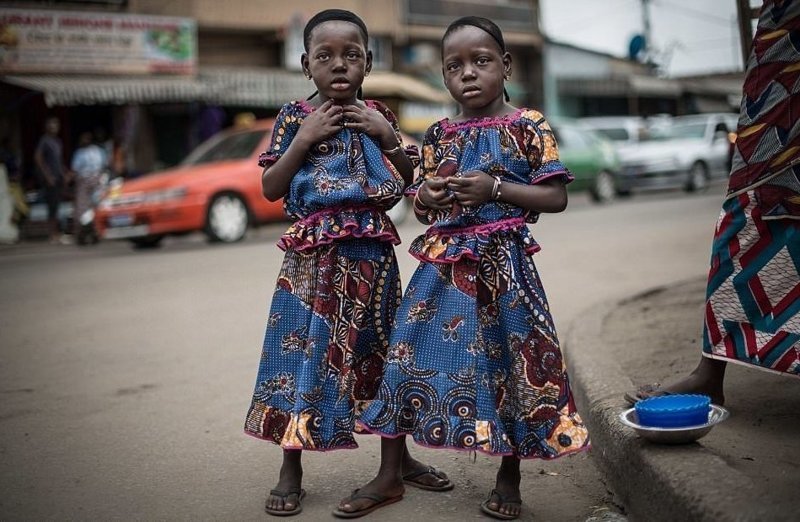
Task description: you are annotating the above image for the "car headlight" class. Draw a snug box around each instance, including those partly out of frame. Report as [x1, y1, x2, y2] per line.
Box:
[144, 187, 188, 204]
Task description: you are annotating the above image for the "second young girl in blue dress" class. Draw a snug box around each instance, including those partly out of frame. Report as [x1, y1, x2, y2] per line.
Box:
[338, 16, 590, 521]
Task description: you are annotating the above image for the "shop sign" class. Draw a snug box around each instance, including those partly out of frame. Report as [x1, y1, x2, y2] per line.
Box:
[0, 8, 196, 75]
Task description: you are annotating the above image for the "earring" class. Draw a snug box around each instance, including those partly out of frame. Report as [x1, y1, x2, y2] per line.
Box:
[304, 73, 311, 80]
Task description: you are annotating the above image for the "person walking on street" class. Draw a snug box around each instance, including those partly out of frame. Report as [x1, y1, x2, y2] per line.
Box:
[243, 9, 451, 517]
[627, 0, 800, 406]
[34, 117, 71, 244]
[71, 131, 107, 245]
[342, 17, 589, 520]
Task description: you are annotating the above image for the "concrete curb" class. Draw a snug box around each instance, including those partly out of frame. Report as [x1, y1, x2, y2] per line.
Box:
[564, 280, 774, 522]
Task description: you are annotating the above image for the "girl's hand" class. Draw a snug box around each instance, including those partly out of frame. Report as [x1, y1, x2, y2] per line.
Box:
[418, 177, 454, 210]
[341, 104, 398, 149]
[295, 100, 343, 146]
[447, 170, 495, 207]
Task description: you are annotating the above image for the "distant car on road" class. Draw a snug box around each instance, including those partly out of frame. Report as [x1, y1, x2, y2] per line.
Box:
[550, 119, 621, 203]
[611, 113, 738, 194]
[96, 120, 417, 248]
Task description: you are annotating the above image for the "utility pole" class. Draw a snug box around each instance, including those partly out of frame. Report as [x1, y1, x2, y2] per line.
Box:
[736, 0, 760, 64]
[641, 0, 653, 66]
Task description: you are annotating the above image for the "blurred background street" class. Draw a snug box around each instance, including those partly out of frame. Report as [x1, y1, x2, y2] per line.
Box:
[0, 0, 767, 520]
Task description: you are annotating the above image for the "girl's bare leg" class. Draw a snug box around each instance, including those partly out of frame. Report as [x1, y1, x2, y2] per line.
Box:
[266, 449, 303, 513]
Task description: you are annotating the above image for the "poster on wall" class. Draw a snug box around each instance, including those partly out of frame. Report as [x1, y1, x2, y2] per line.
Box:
[0, 8, 196, 75]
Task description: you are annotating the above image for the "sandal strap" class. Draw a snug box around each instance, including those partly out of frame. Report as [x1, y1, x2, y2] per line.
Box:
[402, 466, 443, 481]
[269, 488, 303, 498]
[487, 489, 522, 505]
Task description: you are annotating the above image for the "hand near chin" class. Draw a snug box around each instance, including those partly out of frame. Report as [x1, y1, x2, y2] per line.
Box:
[418, 177, 454, 210]
[342, 104, 398, 148]
[447, 170, 494, 207]
[296, 100, 343, 146]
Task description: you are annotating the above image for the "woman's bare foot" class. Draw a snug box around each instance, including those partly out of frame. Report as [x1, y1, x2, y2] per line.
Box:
[636, 357, 727, 405]
[482, 457, 522, 519]
[265, 450, 303, 514]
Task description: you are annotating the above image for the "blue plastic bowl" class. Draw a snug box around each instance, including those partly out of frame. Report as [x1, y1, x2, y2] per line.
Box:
[635, 394, 711, 428]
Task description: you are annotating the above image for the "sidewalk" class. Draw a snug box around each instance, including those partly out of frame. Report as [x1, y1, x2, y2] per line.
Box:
[565, 277, 798, 522]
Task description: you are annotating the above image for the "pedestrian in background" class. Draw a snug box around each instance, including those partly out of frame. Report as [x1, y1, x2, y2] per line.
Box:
[242, 9, 450, 517]
[627, 0, 799, 405]
[345, 16, 589, 521]
[34, 117, 71, 244]
[71, 131, 107, 245]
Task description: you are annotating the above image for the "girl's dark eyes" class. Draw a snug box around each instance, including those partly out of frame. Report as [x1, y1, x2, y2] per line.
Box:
[476, 57, 490, 65]
[446, 63, 460, 71]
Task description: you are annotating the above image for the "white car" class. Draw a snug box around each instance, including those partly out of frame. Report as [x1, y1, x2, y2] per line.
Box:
[615, 113, 738, 193]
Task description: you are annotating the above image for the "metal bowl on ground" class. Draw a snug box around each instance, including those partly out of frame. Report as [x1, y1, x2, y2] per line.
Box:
[618, 404, 730, 444]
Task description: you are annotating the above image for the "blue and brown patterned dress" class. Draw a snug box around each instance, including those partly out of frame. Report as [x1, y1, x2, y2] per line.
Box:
[244, 100, 417, 450]
[359, 109, 590, 459]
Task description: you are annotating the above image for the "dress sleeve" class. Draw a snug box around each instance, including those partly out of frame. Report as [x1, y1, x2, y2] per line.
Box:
[369, 100, 420, 169]
[258, 102, 302, 169]
[521, 111, 573, 185]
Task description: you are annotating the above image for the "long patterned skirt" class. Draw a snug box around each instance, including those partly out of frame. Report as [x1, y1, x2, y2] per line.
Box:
[244, 239, 402, 450]
[703, 190, 800, 374]
[359, 231, 589, 459]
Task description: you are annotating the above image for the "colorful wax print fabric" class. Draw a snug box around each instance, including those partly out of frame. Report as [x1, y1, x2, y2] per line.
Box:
[359, 109, 590, 459]
[244, 100, 415, 450]
[701, 1, 800, 375]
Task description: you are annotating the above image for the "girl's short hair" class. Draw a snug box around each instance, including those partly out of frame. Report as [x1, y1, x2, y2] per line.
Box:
[442, 16, 506, 53]
[303, 9, 369, 51]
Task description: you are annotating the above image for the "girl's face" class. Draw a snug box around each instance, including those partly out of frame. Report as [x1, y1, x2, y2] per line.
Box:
[441, 26, 511, 116]
[302, 21, 372, 105]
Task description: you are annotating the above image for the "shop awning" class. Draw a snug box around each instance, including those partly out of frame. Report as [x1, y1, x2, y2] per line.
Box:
[3, 74, 209, 107]
[2, 67, 451, 107]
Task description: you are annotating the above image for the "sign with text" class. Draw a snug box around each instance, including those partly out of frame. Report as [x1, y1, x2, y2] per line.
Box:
[0, 8, 196, 75]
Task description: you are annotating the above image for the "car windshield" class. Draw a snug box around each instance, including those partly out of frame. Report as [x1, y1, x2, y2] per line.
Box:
[650, 122, 707, 140]
[181, 130, 268, 166]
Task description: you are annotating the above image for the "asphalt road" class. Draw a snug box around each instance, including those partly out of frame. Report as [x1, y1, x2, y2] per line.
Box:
[0, 190, 726, 521]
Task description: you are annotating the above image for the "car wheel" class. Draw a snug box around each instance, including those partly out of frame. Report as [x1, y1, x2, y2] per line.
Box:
[589, 170, 617, 203]
[686, 162, 709, 192]
[205, 193, 249, 243]
[386, 197, 410, 226]
[129, 235, 164, 249]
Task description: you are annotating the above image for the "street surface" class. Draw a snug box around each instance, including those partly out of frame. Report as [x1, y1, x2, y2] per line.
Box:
[0, 190, 726, 521]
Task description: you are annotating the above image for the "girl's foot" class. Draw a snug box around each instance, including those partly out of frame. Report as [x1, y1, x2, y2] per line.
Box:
[334, 475, 404, 517]
[266, 452, 304, 515]
[482, 458, 522, 520]
[401, 452, 453, 491]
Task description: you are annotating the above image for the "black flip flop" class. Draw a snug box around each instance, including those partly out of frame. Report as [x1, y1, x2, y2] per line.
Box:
[265, 488, 306, 517]
[332, 488, 403, 519]
[403, 466, 455, 491]
[480, 489, 522, 520]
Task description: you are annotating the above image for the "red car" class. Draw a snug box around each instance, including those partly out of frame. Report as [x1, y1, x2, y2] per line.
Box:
[97, 119, 283, 247]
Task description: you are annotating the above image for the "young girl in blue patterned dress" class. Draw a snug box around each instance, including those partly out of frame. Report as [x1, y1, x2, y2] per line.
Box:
[339, 16, 590, 521]
[244, 9, 450, 517]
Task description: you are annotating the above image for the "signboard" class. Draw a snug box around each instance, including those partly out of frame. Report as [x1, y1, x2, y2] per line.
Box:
[0, 8, 196, 75]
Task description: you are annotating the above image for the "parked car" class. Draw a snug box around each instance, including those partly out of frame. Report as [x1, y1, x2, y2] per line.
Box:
[96, 120, 417, 247]
[612, 113, 738, 194]
[578, 116, 652, 147]
[550, 119, 621, 203]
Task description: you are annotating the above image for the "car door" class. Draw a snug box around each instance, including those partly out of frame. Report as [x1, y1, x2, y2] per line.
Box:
[552, 123, 597, 191]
